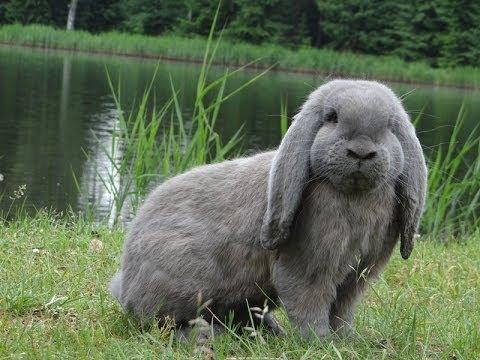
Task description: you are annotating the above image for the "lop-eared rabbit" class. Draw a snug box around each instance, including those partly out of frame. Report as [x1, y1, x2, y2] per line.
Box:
[110, 79, 427, 339]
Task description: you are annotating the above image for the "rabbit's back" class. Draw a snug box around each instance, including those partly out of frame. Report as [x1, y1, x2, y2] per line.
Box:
[127, 151, 276, 249]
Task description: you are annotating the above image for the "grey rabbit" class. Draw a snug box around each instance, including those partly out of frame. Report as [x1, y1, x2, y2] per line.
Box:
[110, 79, 427, 339]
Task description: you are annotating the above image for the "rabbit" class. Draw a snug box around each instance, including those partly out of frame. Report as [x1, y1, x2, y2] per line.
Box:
[109, 79, 427, 339]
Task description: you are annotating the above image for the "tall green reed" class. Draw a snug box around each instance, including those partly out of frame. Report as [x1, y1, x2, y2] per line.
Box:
[92, 5, 270, 224]
[279, 97, 288, 138]
[420, 106, 480, 238]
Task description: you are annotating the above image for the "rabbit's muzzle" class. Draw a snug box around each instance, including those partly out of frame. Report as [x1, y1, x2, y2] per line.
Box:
[319, 139, 391, 194]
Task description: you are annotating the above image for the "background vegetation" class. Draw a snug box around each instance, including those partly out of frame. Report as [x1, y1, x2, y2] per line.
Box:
[3, 23, 480, 88]
[1, 0, 480, 69]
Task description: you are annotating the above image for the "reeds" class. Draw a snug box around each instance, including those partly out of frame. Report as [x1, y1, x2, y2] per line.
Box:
[1, 23, 480, 88]
[420, 106, 480, 238]
[91, 6, 269, 224]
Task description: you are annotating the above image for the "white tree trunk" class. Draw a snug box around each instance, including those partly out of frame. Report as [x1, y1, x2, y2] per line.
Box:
[66, 0, 78, 30]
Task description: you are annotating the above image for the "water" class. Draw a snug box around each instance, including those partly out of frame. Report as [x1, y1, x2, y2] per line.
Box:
[0, 45, 479, 218]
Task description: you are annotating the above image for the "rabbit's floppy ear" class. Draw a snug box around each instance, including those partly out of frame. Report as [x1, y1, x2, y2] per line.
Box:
[393, 114, 427, 259]
[260, 109, 322, 250]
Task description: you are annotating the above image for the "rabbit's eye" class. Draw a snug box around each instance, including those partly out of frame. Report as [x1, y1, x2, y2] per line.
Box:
[324, 110, 338, 124]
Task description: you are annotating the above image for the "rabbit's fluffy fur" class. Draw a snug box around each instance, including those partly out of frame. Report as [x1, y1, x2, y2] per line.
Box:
[110, 80, 427, 338]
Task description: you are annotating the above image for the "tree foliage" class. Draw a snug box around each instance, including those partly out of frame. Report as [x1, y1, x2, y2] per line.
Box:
[1, 0, 479, 67]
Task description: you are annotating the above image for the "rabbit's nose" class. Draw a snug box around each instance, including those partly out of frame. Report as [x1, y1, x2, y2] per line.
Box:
[347, 148, 377, 160]
[346, 138, 377, 160]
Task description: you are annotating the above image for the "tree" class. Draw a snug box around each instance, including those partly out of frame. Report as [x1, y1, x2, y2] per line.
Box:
[72, 0, 124, 33]
[440, 0, 480, 67]
[3, 0, 52, 24]
[315, 0, 413, 56]
[1, 0, 479, 68]
[119, 0, 187, 35]
[408, 0, 449, 65]
[225, 0, 312, 45]
[176, 0, 232, 36]
[66, 0, 77, 30]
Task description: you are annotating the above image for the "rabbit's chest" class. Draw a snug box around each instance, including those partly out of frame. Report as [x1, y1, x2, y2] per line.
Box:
[298, 183, 396, 276]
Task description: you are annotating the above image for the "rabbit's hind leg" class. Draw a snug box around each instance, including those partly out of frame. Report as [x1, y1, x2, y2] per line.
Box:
[176, 319, 225, 347]
[259, 312, 285, 336]
[175, 319, 223, 358]
[244, 302, 285, 336]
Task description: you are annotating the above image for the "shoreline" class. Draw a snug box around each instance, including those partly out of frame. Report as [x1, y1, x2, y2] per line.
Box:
[1, 41, 479, 91]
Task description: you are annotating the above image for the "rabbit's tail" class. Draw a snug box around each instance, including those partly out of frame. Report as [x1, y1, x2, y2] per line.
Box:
[109, 271, 123, 302]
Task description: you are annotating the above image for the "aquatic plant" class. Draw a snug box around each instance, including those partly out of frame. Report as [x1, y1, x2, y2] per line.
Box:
[90, 5, 269, 223]
[419, 106, 480, 238]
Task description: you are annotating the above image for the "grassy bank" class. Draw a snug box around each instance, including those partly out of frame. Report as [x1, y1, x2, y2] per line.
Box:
[0, 213, 478, 358]
[1, 24, 480, 88]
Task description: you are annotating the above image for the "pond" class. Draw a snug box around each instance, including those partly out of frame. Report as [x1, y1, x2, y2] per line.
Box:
[0, 44, 479, 219]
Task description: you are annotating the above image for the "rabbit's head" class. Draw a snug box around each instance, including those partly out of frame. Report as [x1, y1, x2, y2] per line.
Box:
[261, 80, 427, 259]
[308, 84, 404, 193]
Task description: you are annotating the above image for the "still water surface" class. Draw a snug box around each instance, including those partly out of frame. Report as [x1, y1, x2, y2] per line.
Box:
[0, 45, 479, 218]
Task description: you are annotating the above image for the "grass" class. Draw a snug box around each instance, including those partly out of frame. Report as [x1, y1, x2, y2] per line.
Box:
[0, 212, 478, 358]
[1, 23, 480, 88]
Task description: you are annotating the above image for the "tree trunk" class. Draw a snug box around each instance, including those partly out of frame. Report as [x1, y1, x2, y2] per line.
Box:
[66, 0, 78, 30]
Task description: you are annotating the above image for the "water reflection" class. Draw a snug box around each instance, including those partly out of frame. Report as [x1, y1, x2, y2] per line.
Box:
[0, 44, 478, 220]
[76, 103, 126, 224]
[59, 56, 72, 126]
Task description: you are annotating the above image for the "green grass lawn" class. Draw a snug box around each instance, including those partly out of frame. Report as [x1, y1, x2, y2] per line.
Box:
[1, 213, 479, 359]
[1, 24, 480, 89]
